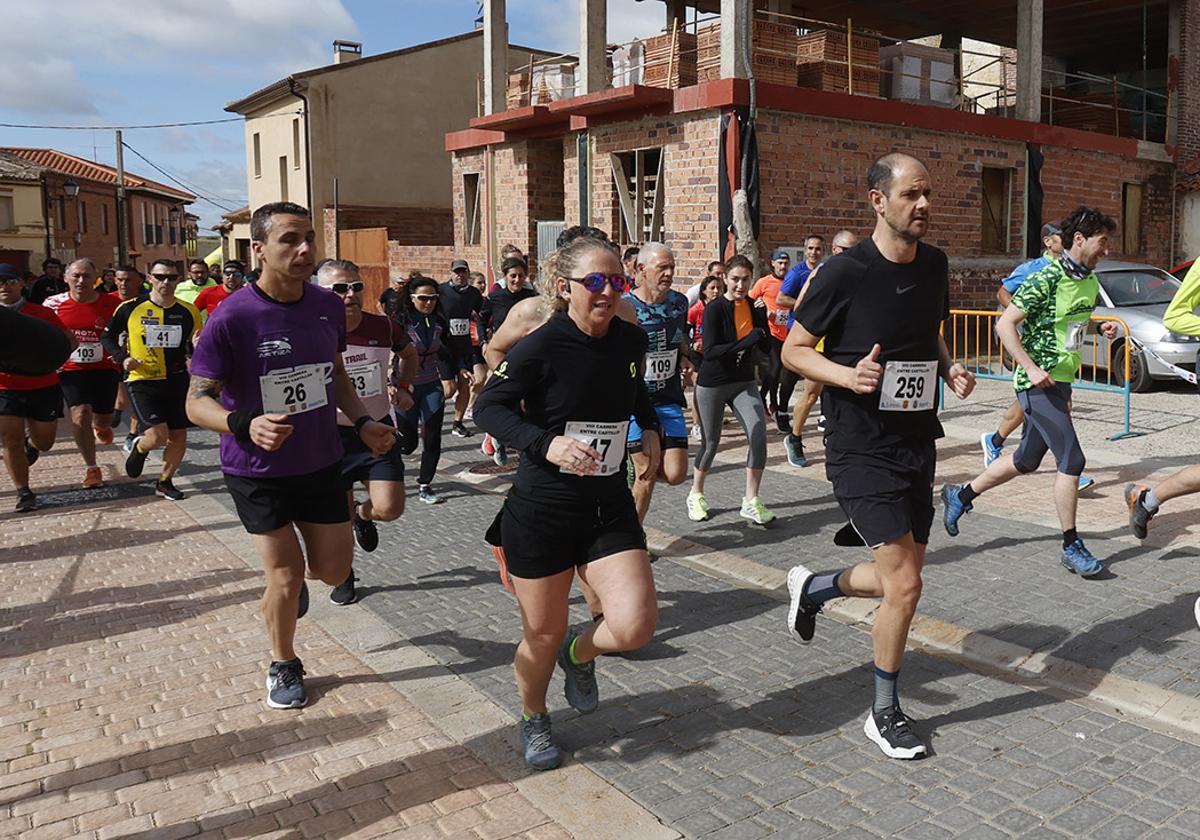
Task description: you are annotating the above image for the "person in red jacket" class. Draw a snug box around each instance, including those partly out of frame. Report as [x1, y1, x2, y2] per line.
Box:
[195, 260, 246, 321]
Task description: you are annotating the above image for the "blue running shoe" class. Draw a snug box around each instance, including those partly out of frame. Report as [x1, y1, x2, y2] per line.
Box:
[520, 712, 562, 770]
[785, 435, 808, 468]
[1061, 538, 1104, 577]
[557, 633, 598, 714]
[940, 483, 972, 537]
[980, 432, 1003, 469]
[1076, 475, 1095, 493]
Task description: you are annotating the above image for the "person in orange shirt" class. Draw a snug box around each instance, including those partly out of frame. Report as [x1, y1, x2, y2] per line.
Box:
[749, 247, 791, 417]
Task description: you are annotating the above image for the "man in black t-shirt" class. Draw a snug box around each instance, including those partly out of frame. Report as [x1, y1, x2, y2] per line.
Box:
[780, 153, 975, 761]
[29, 258, 66, 304]
[439, 259, 486, 437]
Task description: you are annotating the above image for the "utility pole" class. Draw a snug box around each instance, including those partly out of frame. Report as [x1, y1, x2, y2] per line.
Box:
[115, 130, 128, 266]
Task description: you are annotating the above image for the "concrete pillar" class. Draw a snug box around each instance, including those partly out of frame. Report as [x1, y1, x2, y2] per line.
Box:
[1167, 0, 1182, 147]
[665, 0, 687, 29]
[579, 0, 607, 95]
[483, 0, 508, 115]
[1015, 0, 1043, 122]
[721, 0, 753, 80]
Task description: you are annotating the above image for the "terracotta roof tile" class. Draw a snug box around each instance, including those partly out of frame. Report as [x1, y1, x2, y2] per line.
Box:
[0, 147, 194, 201]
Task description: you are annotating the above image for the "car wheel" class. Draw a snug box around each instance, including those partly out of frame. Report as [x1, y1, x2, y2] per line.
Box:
[1111, 341, 1154, 393]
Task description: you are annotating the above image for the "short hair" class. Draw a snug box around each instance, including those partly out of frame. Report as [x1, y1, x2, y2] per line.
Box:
[500, 256, 528, 275]
[622, 246, 640, 263]
[468, 271, 487, 283]
[499, 244, 523, 259]
[316, 259, 359, 282]
[726, 255, 755, 274]
[250, 201, 310, 242]
[115, 264, 142, 277]
[706, 260, 725, 272]
[42, 257, 62, 270]
[187, 258, 207, 269]
[867, 153, 926, 197]
[148, 257, 178, 272]
[699, 274, 724, 297]
[831, 230, 858, 249]
[804, 234, 825, 245]
[637, 242, 673, 265]
[223, 260, 244, 272]
[66, 257, 97, 273]
[557, 225, 611, 249]
[1060, 206, 1117, 244]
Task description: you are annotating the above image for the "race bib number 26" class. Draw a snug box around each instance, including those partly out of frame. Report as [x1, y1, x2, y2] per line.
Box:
[560, 420, 629, 476]
[259, 364, 330, 416]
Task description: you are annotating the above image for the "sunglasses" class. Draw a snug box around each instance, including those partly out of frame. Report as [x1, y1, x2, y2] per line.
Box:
[223, 270, 243, 277]
[0, 277, 22, 285]
[150, 273, 180, 282]
[412, 293, 438, 302]
[330, 281, 364, 294]
[566, 273, 630, 294]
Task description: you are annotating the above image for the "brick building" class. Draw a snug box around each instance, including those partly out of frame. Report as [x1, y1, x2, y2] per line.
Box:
[392, 0, 1197, 308]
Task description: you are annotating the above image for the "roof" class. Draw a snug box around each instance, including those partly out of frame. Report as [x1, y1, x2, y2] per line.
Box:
[0, 150, 44, 182]
[0, 148, 194, 202]
[213, 204, 250, 233]
[226, 30, 561, 114]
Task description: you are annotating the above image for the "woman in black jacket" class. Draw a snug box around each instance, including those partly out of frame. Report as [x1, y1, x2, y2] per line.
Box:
[685, 254, 774, 525]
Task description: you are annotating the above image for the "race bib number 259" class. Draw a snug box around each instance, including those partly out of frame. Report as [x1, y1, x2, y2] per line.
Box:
[878, 360, 937, 412]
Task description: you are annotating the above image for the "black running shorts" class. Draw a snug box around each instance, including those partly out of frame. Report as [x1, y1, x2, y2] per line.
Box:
[0, 385, 63, 422]
[338, 421, 405, 488]
[224, 461, 350, 534]
[128, 374, 191, 430]
[58, 369, 120, 413]
[485, 489, 647, 579]
[826, 440, 937, 548]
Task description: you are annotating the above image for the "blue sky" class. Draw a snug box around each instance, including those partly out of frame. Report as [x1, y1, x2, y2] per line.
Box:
[0, 0, 669, 232]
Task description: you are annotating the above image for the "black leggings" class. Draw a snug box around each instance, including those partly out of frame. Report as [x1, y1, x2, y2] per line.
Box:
[1012, 382, 1086, 476]
[777, 367, 800, 415]
[759, 336, 784, 411]
[400, 381, 446, 485]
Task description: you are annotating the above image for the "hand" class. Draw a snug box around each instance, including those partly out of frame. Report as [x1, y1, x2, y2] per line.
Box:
[1100, 321, 1119, 339]
[946, 363, 976, 399]
[753, 298, 766, 309]
[749, 327, 766, 343]
[123, 357, 143, 372]
[848, 344, 883, 394]
[389, 385, 414, 412]
[638, 430, 662, 481]
[546, 435, 603, 476]
[1027, 366, 1054, 389]
[359, 420, 397, 457]
[249, 413, 293, 451]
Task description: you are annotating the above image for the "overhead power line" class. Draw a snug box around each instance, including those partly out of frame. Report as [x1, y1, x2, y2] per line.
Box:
[0, 117, 245, 130]
[120, 141, 244, 214]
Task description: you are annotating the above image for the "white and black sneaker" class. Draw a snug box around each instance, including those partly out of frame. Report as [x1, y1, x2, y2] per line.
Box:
[330, 570, 357, 606]
[785, 564, 821, 644]
[864, 706, 927, 759]
[266, 658, 307, 709]
[451, 420, 473, 438]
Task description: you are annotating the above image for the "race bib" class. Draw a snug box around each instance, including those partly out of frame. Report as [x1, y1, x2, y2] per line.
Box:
[560, 420, 629, 477]
[1065, 320, 1089, 352]
[449, 318, 470, 337]
[259, 364, 330, 416]
[345, 362, 383, 398]
[879, 360, 937, 412]
[645, 349, 678, 382]
[70, 342, 103, 364]
[144, 324, 182, 348]
[772, 308, 790, 326]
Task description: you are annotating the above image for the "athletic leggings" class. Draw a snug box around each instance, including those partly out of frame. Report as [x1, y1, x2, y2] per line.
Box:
[759, 336, 784, 411]
[777, 367, 800, 415]
[400, 380, 446, 486]
[1012, 382, 1086, 476]
[693, 381, 768, 472]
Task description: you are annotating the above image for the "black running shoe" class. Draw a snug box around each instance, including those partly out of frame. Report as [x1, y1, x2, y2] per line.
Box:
[451, 420, 473, 438]
[266, 658, 307, 709]
[1124, 483, 1154, 540]
[864, 706, 927, 759]
[155, 479, 185, 501]
[785, 564, 822, 644]
[330, 570, 357, 606]
[352, 502, 378, 552]
[124, 436, 147, 478]
[297, 581, 310, 619]
[23, 438, 39, 466]
[775, 411, 791, 434]
[14, 488, 37, 513]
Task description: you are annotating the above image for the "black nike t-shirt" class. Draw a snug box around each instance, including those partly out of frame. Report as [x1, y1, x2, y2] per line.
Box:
[795, 236, 950, 451]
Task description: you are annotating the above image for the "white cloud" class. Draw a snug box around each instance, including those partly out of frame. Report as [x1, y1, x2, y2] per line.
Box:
[509, 0, 669, 55]
[0, 58, 96, 115]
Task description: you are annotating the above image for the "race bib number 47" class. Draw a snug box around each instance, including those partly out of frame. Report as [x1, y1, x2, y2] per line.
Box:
[560, 420, 629, 476]
[259, 364, 330, 416]
[879, 360, 937, 412]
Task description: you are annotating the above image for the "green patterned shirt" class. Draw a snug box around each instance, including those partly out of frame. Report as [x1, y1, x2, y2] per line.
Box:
[1010, 260, 1100, 390]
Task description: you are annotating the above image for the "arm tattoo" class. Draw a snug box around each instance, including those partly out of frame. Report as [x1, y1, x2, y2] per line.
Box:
[189, 376, 223, 401]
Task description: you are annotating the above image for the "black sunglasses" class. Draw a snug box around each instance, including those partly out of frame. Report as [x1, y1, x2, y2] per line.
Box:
[150, 273, 180, 281]
[330, 281, 364, 294]
[223, 269, 243, 277]
[566, 273, 630, 294]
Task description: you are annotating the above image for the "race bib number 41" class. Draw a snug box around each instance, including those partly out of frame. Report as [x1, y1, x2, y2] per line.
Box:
[560, 420, 629, 476]
[879, 360, 937, 412]
[259, 364, 330, 416]
[144, 324, 182, 348]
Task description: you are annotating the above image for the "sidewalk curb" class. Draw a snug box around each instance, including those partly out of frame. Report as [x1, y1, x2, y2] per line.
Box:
[172, 471, 680, 840]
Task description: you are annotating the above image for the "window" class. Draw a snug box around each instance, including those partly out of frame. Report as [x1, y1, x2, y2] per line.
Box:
[55, 198, 66, 232]
[463, 173, 481, 245]
[981, 167, 1012, 253]
[1122, 183, 1143, 255]
[100, 203, 109, 235]
[279, 156, 288, 202]
[168, 218, 176, 245]
[153, 204, 162, 245]
[253, 132, 262, 178]
[292, 119, 301, 169]
[141, 202, 149, 245]
[611, 149, 664, 244]
[0, 196, 12, 230]
[78, 200, 87, 233]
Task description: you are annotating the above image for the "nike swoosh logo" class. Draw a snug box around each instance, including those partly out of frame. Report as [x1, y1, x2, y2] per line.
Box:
[897, 285, 916, 294]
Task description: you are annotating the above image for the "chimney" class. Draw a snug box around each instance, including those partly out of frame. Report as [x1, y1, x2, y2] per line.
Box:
[333, 40, 362, 64]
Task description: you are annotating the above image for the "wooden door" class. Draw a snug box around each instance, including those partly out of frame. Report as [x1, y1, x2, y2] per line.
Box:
[338, 227, 389, 313]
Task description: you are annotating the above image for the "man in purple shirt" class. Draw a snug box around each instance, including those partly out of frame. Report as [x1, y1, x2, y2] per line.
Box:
[187, 201, 395, 710]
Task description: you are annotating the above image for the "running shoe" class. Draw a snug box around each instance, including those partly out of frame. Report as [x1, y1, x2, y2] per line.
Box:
[1061, 538, 1104, 577]
[1194, 595, 1200, 632]
[83, 467, 104, 488]
[690, 425, 702, 442]
[815, 414, 827, 433]
[940, 483, 972, 537]
[1076, 475, 1096, 493]
[297, 581, 309, 618]
[122, 435, 136, 456]
[685, 491, 709, 522]
[980, 432, 1003, 469]
[464, 406, 473, 422]
[739, 496, 776, 525]
[481, 434, 496, 458]
[775, 411, 791, 434]
[493, 442, 508, 467]
[14, 488, 37, 513]
[520, 712, 562, 771]
[785, 435, 808, 468]
[265, 658, 307, 709]
[124, 436, 147, 478]
[94, 425, 114, 446]
[557, 633, 598, 714]
[352, 502, 379, 552]
[330, 570, 357, 605]
[23, 438, 39, 466]
[418, 484, 443, 505]
[785, 564, 822, 644]
[1124, 483, 1154, 540]
[451, 420, 473, 438]
[864, 706, 927, 760]
[155, 479, 184, 501]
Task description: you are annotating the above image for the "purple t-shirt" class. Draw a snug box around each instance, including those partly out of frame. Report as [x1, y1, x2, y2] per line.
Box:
[190, 282, 347, 478]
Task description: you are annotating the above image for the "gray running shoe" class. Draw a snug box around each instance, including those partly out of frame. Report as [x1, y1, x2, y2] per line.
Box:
[1124, 483, 1154, 540]
[266, 658, 307, 709]
[557, 633, 598, 714]
[14, 488, 37, 513]
[520, 712, 562, 770]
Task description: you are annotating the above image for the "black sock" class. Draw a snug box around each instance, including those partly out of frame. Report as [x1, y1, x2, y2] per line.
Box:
[1063, 528, 1078, 548]
[990, 431, 1005, 448]
[959, 483, 980, 504]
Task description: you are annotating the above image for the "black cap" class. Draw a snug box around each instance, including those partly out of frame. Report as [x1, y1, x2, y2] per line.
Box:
[450, 259, 469, 271]
[0, 263, 19, 279]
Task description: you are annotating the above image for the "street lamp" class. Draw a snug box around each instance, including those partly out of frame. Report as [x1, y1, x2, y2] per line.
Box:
[63, 179, 80, 199]
[168, 206, 181, 223]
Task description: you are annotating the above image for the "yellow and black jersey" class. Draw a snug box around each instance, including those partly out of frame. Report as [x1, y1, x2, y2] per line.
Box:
[101, 298, 200, 382]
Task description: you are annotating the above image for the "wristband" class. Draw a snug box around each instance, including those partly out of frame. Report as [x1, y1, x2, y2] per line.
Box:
[227, 410, 259, 443]
[353, 415, 372, 434]
[392, 381, 414, 395]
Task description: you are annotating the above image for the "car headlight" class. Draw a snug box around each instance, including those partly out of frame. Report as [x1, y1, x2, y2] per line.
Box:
[1165, 331, 1200, 343]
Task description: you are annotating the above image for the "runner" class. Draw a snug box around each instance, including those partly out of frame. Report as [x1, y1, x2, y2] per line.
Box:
[941, 206, 1117, 577]
[749, 248, 792, 417]
[774, 235, 824, 433]
[0, 262, 72, 511]
[687, 255, 775, 525]
[685, 260, 726, 306]
[625, 243, 691, 523]
[781, 153, 976, 759]
[399, 275, 457, 504]
[194, 260, 246, 321]
[186, 201, 395, 709]
[112, 265, 147, 452]
[96, 268, 117, 293]
[685, 274, 725, 438]
[783, 230, 859, 468]
[101, 258, 201, 500]
[481, 256, 538, 465]
[439, 259, 486, 438]
[474, 234, 660, 771]
[29, 258, 66, 304]
[44, 258, 122, 488]
[318, 259, 418, 605]
[175, 258, 217, 305]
